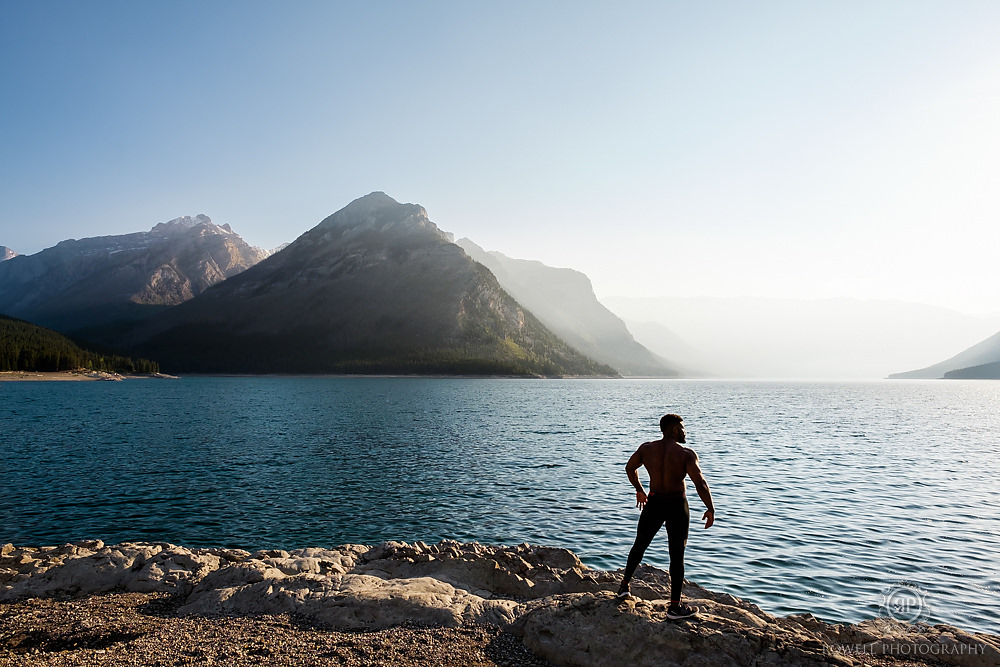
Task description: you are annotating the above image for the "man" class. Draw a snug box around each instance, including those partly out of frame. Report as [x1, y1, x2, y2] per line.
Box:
[617, 414, 715, 620]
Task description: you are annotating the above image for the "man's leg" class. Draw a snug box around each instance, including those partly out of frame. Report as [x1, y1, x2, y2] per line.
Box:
[620, 503, 665, 589]
[665, 496, 690, 604]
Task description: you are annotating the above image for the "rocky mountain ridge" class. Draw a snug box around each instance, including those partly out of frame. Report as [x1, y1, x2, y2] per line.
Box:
[457, 238, 678, 376]
[0, 215, 269, 336]
[122, 193, 617, 376]
[0, 246, 16, 262]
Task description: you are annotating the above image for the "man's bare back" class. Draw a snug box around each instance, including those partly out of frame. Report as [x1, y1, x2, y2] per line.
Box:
[633, 439, 695, 495]
[624, 418, 714, 526]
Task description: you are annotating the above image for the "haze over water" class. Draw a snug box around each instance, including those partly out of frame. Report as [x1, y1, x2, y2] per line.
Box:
[2, 377, 998, 634]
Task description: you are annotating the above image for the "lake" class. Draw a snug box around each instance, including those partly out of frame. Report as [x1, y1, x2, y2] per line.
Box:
[1, 377, 998, 633]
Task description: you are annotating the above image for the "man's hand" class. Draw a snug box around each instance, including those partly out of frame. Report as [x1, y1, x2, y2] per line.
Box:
[635, 490, 647, 509]
[703, 509, 715, 529]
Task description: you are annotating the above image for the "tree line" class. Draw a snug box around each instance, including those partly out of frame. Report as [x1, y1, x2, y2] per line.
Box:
[0, 314, 159, 374]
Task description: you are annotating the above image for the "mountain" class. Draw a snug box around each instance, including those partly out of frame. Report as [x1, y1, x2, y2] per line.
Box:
[618, 319, 713, 377]
[605, 296, 1000, 379]
[944, 361, 1000, 379]
[0, 215, 269, 337]
[0, 247, 16, 261]
[890, 330, 1000, 379]
[455, 239, 678, 377]
[0, 314, 158, 374]
[123, 193, 619, 377]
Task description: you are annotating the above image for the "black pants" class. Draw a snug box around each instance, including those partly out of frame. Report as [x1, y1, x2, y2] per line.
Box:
[622, 493, 690, 602]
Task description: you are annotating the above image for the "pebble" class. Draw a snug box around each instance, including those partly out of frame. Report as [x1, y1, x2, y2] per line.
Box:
[0, 592, 552, 667]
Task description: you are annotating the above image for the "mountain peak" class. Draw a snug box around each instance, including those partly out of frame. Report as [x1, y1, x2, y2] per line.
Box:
[127, 195, 617, 377]
[151, 214, 220, 234]
[0, 217, 268, 334]
[0, 246, 17, 262]
[313, 192, 451, 242]
[351, 191, 399, 207]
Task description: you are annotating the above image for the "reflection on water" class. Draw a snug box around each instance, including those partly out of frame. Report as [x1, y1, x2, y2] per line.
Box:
[1, 377, 998, 633]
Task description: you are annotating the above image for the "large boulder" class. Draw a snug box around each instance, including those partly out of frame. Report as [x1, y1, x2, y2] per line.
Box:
[179, 571, 520, 629]
[511, 592, 848, 667]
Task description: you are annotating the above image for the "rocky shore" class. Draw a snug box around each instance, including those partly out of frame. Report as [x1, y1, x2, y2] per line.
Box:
[1, 540, 997, 666]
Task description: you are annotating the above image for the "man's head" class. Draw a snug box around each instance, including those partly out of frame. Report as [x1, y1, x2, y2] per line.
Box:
[660, 413, 686, 443]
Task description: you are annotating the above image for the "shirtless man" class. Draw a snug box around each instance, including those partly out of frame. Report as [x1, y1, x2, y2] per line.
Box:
[617, 414, 715, 620]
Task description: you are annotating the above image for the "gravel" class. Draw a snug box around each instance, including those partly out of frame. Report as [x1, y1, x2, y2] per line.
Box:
[0, 592, 552, 667]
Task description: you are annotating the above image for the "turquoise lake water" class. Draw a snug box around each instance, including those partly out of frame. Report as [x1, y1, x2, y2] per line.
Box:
[1, 377, 998, 633]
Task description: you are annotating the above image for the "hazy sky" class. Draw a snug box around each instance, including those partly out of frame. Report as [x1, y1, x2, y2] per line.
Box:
[3, 1, 999, 314]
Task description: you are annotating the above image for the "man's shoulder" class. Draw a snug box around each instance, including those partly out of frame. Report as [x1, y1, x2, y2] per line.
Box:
[634, 440, 658, 458]
[666, 442, 697, 458]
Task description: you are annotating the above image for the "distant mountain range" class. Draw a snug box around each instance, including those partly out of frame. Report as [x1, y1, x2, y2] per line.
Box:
[889, 330, 1000, 379]
[33, 193, 619, 377]
[606, 296, 1000, 379]
[614, 319, 709, 378]
[11, 193, 993, 379]
[0, 215, 268, 337]
[456, 239, 678, 377]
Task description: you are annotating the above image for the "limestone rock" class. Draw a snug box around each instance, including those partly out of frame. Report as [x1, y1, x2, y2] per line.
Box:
[357, 540, 610, 600]
[0, 542, 223, 600]
[180, 572, 520, 630]
[3, 538, 998, 667]
[511, 592, 850, 667]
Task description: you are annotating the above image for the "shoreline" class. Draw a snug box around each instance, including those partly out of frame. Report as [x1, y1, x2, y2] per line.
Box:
[0, 370, 177, 382]
[3, 540, 997, 667]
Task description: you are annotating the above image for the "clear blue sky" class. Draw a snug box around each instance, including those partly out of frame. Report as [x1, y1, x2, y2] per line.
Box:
[3, 1, 999, 313]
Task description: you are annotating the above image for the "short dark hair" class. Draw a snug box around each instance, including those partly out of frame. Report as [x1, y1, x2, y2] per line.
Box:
[660, 414, 683, 433]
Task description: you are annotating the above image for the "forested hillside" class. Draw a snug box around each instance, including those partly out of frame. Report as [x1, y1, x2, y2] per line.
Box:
[0, 314, 159, 373]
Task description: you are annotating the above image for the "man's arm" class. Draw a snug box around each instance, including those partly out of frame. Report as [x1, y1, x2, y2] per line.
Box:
[686, 450, 715, 528]
[625, 446, 647, 508]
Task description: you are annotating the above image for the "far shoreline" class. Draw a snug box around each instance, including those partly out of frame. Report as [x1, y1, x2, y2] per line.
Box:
[0, 370, 177, 382]
[9, 371, 995, 383]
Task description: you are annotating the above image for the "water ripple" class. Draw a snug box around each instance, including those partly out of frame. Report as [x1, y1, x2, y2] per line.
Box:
[1, 377, 998, 633]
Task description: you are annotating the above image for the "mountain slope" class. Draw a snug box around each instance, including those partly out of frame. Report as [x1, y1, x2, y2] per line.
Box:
[456, 239, 678, 376]
[125, 193, 618, 377]
[619, 319, 713, 377]
[890, 330, 1000, 379]
[0, 216, 268, 337]
[944, 361, 1000, 379]
[0, 314, 158, 373]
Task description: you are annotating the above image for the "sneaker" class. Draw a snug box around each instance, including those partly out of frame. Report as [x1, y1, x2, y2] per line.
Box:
[615, 583, 633, 602]
[666, 602, 699, 620]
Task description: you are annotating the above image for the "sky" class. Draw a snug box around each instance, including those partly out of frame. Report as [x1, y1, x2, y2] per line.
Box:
[2, 1, 999, 314]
